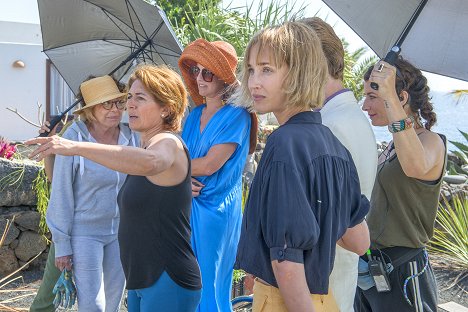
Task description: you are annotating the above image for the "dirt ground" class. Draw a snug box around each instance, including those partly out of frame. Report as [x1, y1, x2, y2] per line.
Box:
[0, 256, 466, 311]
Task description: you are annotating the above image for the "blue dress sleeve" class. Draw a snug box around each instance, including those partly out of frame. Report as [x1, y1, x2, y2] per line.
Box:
[260, 161, 320, 264]
[211, 106, 251, 147]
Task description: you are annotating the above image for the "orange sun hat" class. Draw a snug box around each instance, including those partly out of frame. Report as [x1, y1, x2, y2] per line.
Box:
[178, 38, 258, 154]
[178, 38, 238, 105]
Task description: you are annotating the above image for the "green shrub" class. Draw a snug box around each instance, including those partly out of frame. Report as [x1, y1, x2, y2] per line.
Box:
[447, 129, 468, 175]
[429, 194, 468, 270]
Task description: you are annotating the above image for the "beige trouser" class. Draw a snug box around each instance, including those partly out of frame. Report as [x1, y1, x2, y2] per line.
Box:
[252, 279, 340, 312]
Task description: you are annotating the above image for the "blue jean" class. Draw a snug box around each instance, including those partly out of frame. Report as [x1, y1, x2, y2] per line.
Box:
[127, 271, 201, 312]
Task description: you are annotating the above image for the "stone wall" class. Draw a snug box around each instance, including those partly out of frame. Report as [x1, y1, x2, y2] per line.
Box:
[0, 158, 49, 276]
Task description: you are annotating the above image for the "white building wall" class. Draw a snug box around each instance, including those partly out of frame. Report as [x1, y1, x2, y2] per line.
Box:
[0, 20, 46, 141]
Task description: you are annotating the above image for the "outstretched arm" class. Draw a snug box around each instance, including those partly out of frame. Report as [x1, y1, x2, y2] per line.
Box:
[26, 133, 178, 177]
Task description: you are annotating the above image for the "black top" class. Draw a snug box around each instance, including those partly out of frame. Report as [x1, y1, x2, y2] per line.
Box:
[235, 111, 369, 294]
[117, 141, 202, 290]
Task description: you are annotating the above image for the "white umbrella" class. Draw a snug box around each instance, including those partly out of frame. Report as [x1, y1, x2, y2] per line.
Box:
[37, 0, 183, 133]
[322, 0, 468, 82]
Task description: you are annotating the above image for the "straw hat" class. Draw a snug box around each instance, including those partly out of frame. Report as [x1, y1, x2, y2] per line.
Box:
[74, 75, 126, 113]
[178, 38, 238, 105]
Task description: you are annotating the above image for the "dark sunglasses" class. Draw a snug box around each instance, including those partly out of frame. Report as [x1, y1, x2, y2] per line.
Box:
[189, 66, 214, 82]
[102, 99, 126, 110]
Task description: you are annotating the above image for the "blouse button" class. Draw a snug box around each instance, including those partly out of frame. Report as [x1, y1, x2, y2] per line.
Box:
[278, 250, 284, 258]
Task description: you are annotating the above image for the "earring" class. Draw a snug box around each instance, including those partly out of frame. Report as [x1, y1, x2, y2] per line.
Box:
[416, 113, 423, 128]
[161, 114, 165, 118]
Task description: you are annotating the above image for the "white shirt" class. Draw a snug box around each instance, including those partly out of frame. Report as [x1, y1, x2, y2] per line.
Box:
[321, 90, 378, 312]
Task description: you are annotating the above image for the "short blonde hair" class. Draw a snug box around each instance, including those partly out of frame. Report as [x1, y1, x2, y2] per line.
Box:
[236, 21, 328, 111]
[128, 65, 188, 132]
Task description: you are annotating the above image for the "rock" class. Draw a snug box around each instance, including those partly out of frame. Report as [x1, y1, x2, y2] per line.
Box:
[439, 181, 468, 204]
[16, 225, 28, 232]
[14, 211, 41, 231]
[14, 231, 47, 262]
[0, 158, 42, 207]
[0, 246, 19, 276]
[18, 260, 29, 270]
[0, 206, 33, 219]
[0, 217, 20, 245]
[443, 175, 467, 185]
[9, 238, 19, 249]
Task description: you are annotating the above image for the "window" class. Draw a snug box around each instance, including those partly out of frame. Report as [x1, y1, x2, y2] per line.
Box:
[46, 60, 75, 119]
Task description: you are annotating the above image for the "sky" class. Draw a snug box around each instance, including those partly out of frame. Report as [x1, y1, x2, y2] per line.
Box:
[2, 0, 468, 92]
[222, 0, 468, 93]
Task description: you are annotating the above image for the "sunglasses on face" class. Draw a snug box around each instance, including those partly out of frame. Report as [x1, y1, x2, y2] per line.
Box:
[102, 99, 126, 110]
[189, 66, 214, 82]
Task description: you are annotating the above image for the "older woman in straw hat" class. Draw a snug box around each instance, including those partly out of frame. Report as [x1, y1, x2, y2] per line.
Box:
[37, 75, 138, 311]
[27, 65, 202, 312]
[178, 39, 257, 311]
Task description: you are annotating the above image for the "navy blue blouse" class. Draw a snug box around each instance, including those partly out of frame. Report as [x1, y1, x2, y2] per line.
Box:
[235, 111, 369, 294]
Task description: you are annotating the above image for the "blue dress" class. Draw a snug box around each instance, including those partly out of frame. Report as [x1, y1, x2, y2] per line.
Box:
[182, 103, 251, 312]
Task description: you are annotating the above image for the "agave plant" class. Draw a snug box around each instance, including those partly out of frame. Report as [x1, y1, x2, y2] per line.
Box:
[446, 129, 468, 176]
[429, 194, 468, 271]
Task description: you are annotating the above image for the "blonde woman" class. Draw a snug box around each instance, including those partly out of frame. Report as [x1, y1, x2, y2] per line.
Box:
[234, 22, 370, 312]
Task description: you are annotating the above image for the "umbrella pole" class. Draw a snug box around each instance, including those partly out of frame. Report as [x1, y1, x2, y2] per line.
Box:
[38, 98, 82, 137]
[370, 0, 428, 91]
[394, 0, 428, 48]
[108, 21, 163, 76]
[109, 37, 153, 76]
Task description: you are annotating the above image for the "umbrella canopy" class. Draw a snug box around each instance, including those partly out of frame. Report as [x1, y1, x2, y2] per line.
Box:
[323, 0, 468, 82]
[38, 0, 183, 95]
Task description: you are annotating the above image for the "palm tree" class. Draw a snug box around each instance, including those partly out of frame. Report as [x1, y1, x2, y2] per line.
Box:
[175, 0, 307, 57]
[342, 40, 377, 101]
[450, 89, 468, 105]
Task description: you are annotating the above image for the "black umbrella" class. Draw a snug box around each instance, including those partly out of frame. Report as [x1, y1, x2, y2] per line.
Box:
[37, 0, 183, 135]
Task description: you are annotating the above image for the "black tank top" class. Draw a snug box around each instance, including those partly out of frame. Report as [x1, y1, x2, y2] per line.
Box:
[117, 139, 201, 290]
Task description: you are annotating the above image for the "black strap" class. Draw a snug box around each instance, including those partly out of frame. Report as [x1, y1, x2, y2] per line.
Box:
[391, 248, 424, 268]
[370, 247, 424, 268]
